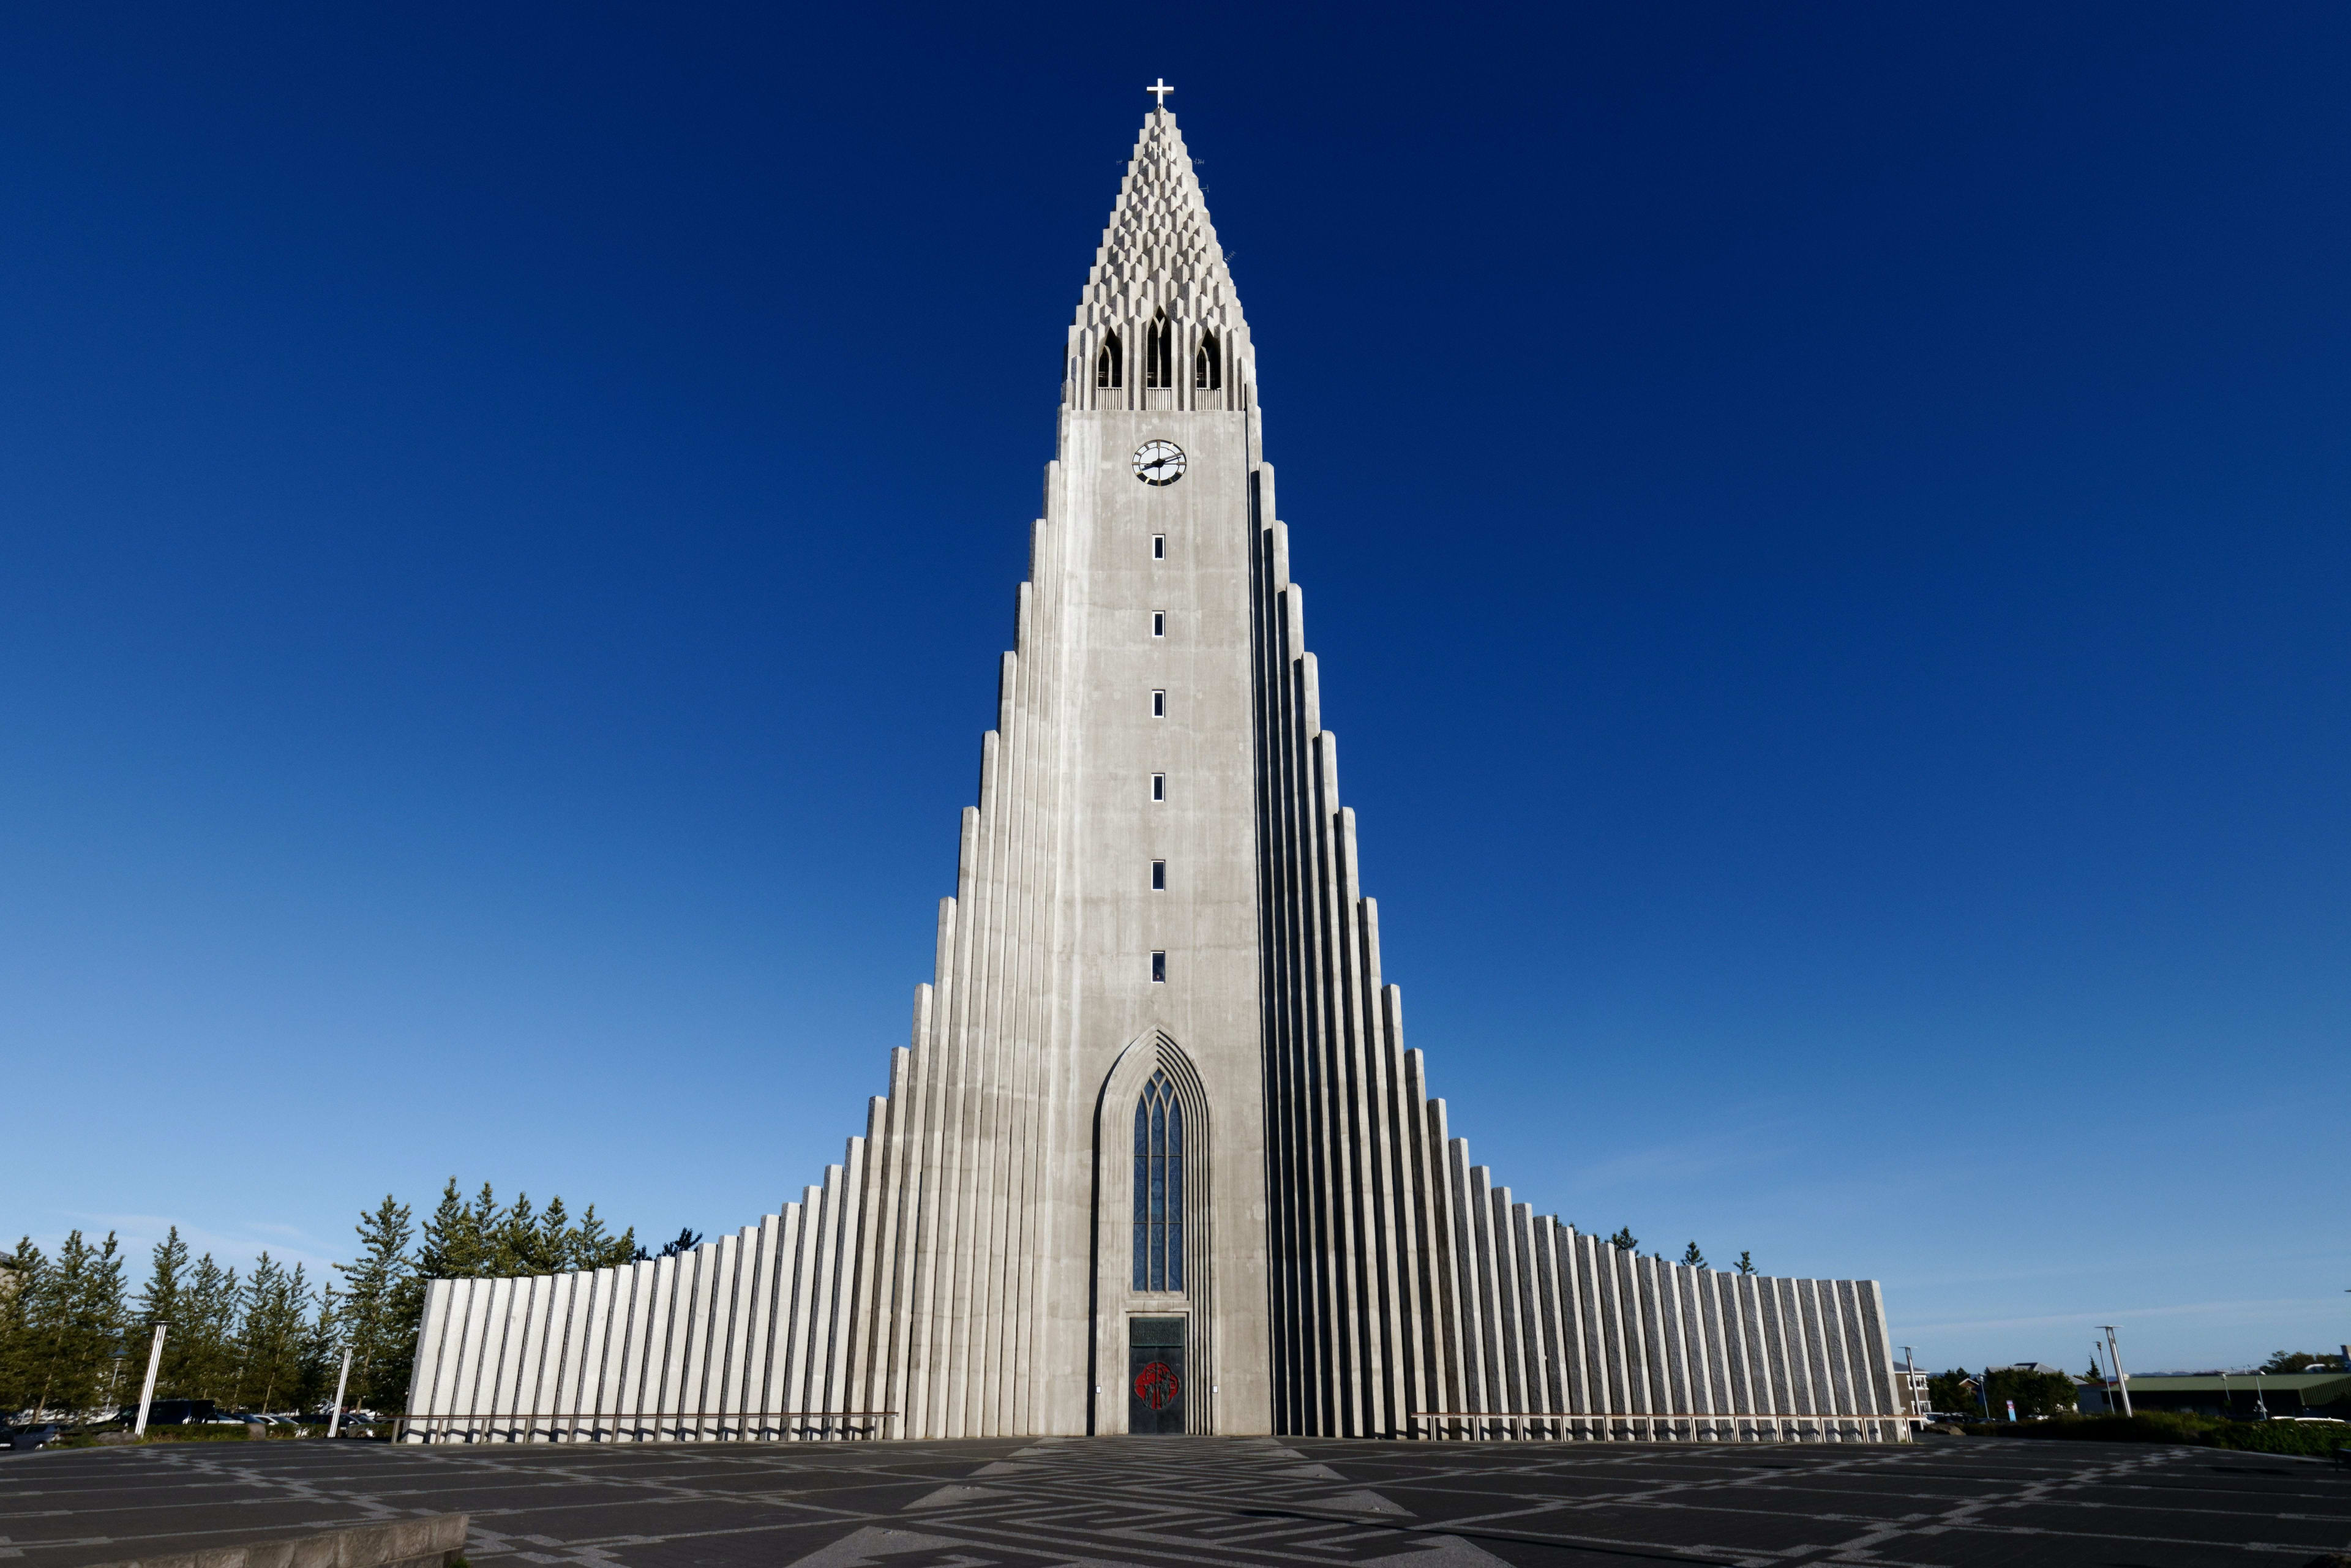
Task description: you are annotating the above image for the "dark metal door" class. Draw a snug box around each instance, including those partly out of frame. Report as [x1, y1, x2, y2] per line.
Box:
[1127, 1317, 1187, 1434]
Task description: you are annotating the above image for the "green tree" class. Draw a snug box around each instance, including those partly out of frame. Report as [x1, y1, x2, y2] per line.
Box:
[25, 1231, 127, 1416]
[333, 1177, 641, 1414]
[489, 1191, 544, 1275]
[1925, 1368, 1976, 1417]
[133, 1228, 189, 1338]
[566, 1205, 636, 1271]
[0, 1238, 47, 1412]
[296, 1284, 342, 1414]
[377, 1179, 499, 1412]
[333, 1195, 415, 1413]
[2257, 1349, 2334, 1374]
[171, 1255, 243, 1402]
[1608, 1228, 1638, 1253]
[236, 1255, 313, 1412]
[1681, 1242, 1706, 1268]
[1983, 1365, 2077, 1418]
[1734, 1251, 1756, 1276]
[416, 1181, 490, 1278]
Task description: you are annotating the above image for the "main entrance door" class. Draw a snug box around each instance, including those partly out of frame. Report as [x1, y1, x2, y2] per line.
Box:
[1128, 1317, 1187, 1434]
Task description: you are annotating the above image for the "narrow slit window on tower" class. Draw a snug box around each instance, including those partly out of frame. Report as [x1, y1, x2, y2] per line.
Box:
[1144, 309, 1173, 389]
[1152, 611, 1165, 638]
[1151, 860, 1166, 890]
[1152, 534, 1165, 560]
[1151, 689, 1165, 718]
[1150, 950, 1168, 984]
[1095, 332, 1123, 389]
[1151, 773, 1166, 801]
[1194, 330, 1221, 391]
[1132, 1070, 1183, 1291]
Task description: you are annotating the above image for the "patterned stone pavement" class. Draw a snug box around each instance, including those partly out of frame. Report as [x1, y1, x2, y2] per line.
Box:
[2, 1435, 2345, 1568]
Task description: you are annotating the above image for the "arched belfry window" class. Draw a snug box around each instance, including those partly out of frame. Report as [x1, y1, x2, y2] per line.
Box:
[1096, 332, 1123, 389]
[1133, 1070, 1183, 1291]
[1144, 309, 1174, 389]
[1194, 330, 1221, 391]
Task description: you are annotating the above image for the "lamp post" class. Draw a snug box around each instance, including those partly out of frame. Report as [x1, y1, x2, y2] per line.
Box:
[327, 1346, 353, 1439]
[133, 1322, 168, 1437]
[2101, 1326, 2132, 1418]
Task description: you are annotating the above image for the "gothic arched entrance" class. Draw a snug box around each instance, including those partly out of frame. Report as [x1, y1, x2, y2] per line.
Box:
[1092, 1031, 1213, 1434]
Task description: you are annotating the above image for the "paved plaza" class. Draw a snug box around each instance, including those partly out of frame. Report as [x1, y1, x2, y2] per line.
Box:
[5, 1435, 2347, 1568]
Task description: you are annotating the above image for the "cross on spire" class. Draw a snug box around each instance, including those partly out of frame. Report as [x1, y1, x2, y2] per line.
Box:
[1146, 78, 1174, 109]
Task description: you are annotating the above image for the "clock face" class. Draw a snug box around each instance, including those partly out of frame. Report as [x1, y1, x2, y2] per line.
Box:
[1132, 440, 1187, 486]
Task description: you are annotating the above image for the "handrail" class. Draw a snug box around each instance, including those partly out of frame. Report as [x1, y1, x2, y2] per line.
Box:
[1404, 1409, 1923, 1442]
[393, 1409, 896, 1444]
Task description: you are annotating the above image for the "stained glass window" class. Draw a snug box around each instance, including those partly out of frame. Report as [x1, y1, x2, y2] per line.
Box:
[1132, 1070, 1184, 1291]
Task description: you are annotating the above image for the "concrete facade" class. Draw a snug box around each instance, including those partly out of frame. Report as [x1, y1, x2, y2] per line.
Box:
[405, 103, 1908, 1445]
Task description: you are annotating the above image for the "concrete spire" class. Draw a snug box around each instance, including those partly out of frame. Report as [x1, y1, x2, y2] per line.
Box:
[1069, 108, 1253, 412]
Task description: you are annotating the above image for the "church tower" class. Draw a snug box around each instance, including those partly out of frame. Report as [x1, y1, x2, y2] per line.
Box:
[405, 94, 1910, 1446]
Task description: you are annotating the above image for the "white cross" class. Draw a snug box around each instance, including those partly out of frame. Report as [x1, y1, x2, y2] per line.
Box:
[1146, 78, 1174, 108]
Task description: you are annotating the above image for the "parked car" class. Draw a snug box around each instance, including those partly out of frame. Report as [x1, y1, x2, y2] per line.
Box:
[116, 1399, 217, 1427]
[2, 1422, 59, 1451]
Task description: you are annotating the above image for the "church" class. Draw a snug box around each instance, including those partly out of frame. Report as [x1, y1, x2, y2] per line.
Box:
[404, 94, 1910, 1444]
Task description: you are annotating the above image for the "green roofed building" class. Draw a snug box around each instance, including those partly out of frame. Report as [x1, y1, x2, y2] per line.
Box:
[2084, 1372, 2351, 1421]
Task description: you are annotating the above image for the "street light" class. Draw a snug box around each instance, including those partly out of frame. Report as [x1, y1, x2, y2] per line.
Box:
[132, 1321, 169, 1437]
[2101, 1326, 2132, 1419]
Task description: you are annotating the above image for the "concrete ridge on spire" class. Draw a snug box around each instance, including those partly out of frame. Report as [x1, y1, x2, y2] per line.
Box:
[1063, 101, 1253, 411]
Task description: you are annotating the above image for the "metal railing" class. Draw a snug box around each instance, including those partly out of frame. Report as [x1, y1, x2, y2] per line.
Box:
[394, 1409, 895, 1444]
[1405, 1409, 1923, 1443]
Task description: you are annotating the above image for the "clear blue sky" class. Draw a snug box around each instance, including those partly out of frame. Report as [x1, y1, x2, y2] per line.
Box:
[4, 4, 2344, 1376]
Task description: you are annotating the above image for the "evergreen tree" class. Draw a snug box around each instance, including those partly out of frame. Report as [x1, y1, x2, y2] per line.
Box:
[237, 1255, 312, 1412]
[566, 1205, 636, 1271]
[28, 1231, 127, 1416]
[377, 1179, 489, 1413]
[529, 1196, 569, 1274]
[1608, 1228, 1638, 1253]
[133, 1227, 189, 1337]
[490, 1191, 542, 1275]
[1734, 1251, 1756, 1276]
[173, 1255, 244, 1403]
[0, 1238, 47, 1412]
[1681, 1242, 1706, 1268]
[415, 1181, 489, 1278]
[298, 1285, 342, 1414]
[333, 1195, 414, 1413]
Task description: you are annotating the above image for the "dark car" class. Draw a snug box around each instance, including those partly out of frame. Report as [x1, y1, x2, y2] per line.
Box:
[114, 1399, 217, 1427]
